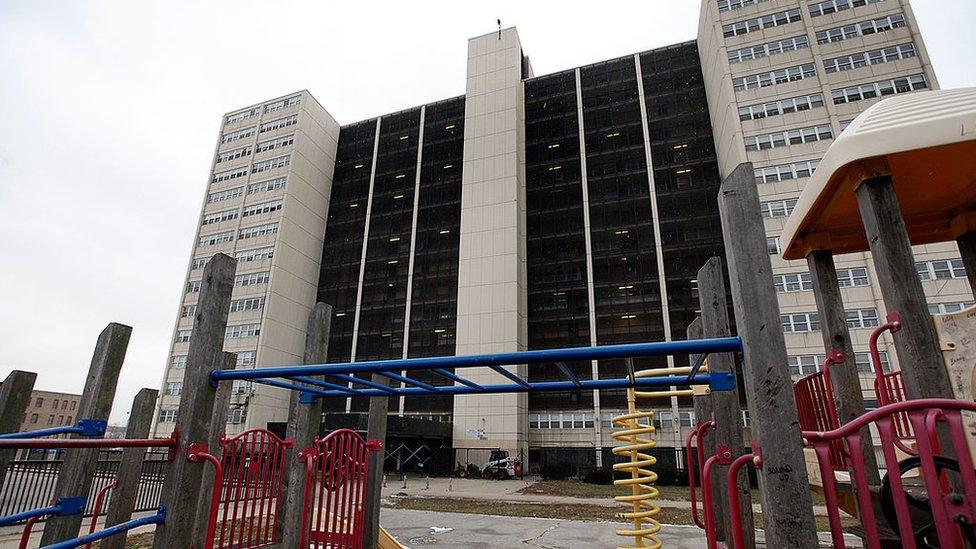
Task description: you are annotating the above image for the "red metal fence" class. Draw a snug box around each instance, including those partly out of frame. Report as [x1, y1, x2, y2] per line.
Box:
[300, 428, 382, 549]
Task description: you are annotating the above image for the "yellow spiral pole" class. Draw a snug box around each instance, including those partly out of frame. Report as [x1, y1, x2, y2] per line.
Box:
[611, 366, 710, 549]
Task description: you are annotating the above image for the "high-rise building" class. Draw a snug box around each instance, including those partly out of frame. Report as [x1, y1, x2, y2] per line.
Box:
[154, 1, 971, 472]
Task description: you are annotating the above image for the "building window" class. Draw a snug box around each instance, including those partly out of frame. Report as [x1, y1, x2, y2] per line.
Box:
[53, 399, 59, 409]
[235, 246, 275, 263]
[260, 115, 298, 133]
[789, 355, 824, 376]
[201, 208, 238, 226]
[760, 198, 798, 219]
[220, 127, 256, 144]
[928, 301, 975, 315]
[733, 63, 817, 92]
[255, 135, 294, 153]
[226, 323, 261, 339]
[738, 94, 825, 121]
[29, 413, 38, 424]
[165, 382, 183, 396]
[251, 155, 290, 174]
[840, 119, 856, 132]
[35, 397, 43, 407]
[235, 350, 257, 367]
[718, 0, 765, 12]
[832, 74, 927, 105]
[212, 166, 249, 183]
[229, 296, 265, 313]
[232, 380, 253, 394]
[234, 271, 271, 287]
[781, 312, 820, 333]
[816, 13, 906, 44]
[824, 43, 916, 74]
[225, 108, 259, 125]
[846, 308, 880, 329]
[171, 355, 187, 369]
[180, 304, 197, 318]
[158, 409, 178, 423]
[809, 0, 884, 18]
[247, 177, 286, 195]
[855, 351, 890, 373]
[745, 124, 833, 151]
[528, 411, 595, 429]
[198, 231, 234, 247]
[228, 407, 248, 424]
[207, 187, 244, 204]
[723, 8, 802, 37]
[215, 146, 252, 164]
[767, 236, 781, 255]
[191, 257, 209, 269]
[917, 259, 967, 281]
[773, 272, 812, 293]
[186, 280, 202, 293]
[837, 267, 869, 288]
[48, 415, 55, 425]
[728, 35, 809, 64]
[242, 199, 283, 217]
[175, 330, 192, 343]
[238, 223, 278, 240]
[754, 160, 820, 183]
[265, 95, 300, 113]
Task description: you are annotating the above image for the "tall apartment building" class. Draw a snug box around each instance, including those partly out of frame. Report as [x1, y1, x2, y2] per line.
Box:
[154, 1, 972, 470]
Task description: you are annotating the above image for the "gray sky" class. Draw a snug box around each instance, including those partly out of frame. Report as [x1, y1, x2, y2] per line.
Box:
[1, 1, 973, 424]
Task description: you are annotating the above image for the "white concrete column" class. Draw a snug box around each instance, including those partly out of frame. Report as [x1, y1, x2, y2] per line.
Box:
[399, 106, 426, 416]
[452, 27, 529, 455]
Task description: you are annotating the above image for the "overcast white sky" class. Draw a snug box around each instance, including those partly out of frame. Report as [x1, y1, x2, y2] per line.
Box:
[1, 1, 973, 424]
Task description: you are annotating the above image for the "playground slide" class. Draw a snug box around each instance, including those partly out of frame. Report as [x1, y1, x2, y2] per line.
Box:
[379, 525, 406, 548]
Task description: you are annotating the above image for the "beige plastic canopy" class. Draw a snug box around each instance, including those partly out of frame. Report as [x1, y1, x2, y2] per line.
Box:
[781, 87, 976, 261]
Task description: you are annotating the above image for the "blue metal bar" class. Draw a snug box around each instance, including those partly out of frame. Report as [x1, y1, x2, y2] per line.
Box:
[249, 378, 335, 399]
[302, 372, 735, 400]
[555, 362, 582, 388]
[0, 419, 106, 440]
[376, 371, 439, 392]
[0, 496, 85, 527]
[284, 376, 364, 396]
[432, 368, 484, 390]
[490, 365, 530, 389]
[211, 338, 743, 384]
[329, 374, 399, 394]
[43, 507, 166, 549]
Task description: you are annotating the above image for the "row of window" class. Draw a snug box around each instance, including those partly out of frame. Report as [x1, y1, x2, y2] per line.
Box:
[723, 8, 802, 38]
[728, 35, 808, 64]
[169, 350, 255, 371]
[225, 108, 259, 126]
[216, 146, 251, 164]
[226, 323, 262, 339]
[229, 296, 265, 313]
[264, 95, 300, 114]
[27, 413, 74, 426]
[212, 154, 290, 183]
[809, 0, 884, 18]
[773, 267, 869, 293]
[789, 351, 890, 377]
[206, 177, 285, 204]
[744, 124, 833, 151]
[256, 134, 294, 154]
[235, 246, 275, 263]
[760, 198, 798, 219]
[32, 397, 75, 411]
[243, 199, 283, 217]
[158, 406, 247, 424]
[235, 271, 270, 286]
[917, 259, 967, 281]
[929, 301, 975, 315]
[754, 159, 820, 183]
[823, 43, 916, 74]
[529, 412, 595, 429]
[781, 308, 879, 333]
[831, 74, 927, 104]
[816, 13, 905, 45]
[221, 126, 255, 144]
[202, 208, 237, 225]
[717, 0, 764, 12]
[733, 63, 816, 92]
[260, 115, 297, 133]
[738, 93, 824, 121]
[238, 222, 278, 240]
[198, 222, 278, 248]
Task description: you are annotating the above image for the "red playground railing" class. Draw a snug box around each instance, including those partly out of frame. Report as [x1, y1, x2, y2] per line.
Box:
[793, 349, 845, 471]
[300, 429, 382, 549]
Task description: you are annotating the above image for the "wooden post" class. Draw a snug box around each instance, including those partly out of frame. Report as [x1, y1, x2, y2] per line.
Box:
[100, 388, 158, 549]
[0, 370, 38, 489]
[41, 322, 131, 545]
[363, 374, 392, 548]
[192, 352, 235, 541]
[807, 250, 880, 484]
[698, 256, 755, 548]
[717, 163, 819, 548]
[956, 231, 976, 300]
[688, 318, 711, 435]
[855, 176, 954, 400]
[278, 303, 333, 548]
[152, 253, 236, 549]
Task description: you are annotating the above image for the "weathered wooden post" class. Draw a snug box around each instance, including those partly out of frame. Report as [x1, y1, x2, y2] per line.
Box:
[954, 229, 976, 300]
[0, 370, 38, 488]
[688, 318, 711, 439]
[41, 323, 131, 545]
[101, 387, 158, 549]
[806, 249, 880, 484]
[698, 256, 755, 548]
[363, 374, 392, 548]
[278, 303, 332, 547]
[855, 177, 954, 400]
[717, 163, 819, 548]
[192, 351, 234, 541]
[152, 253, 236, 549]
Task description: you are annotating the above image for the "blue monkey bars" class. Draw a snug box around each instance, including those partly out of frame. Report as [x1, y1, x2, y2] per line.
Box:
[0, 419, 106, 440]
[210, 337, 742, 401]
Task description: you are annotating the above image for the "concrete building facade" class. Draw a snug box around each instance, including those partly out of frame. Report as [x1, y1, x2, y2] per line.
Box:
[154, 1, 972, 471]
